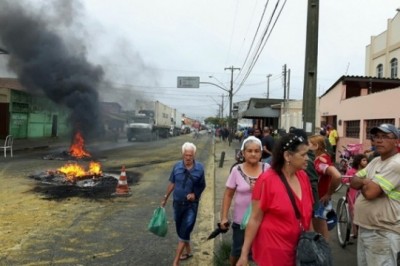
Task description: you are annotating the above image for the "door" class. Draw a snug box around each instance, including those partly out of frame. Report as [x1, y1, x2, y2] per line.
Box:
[52, 114, 58, 137]
[0, 103, 10, 138]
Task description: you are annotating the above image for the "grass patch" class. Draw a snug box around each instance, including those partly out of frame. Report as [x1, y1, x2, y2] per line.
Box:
[213, 240, 231, 266]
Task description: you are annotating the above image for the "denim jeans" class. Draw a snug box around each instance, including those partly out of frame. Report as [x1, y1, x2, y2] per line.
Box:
[173, 201, 199, 242]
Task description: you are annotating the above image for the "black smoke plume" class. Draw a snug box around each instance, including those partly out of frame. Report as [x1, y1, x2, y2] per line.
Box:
[0, 0, 103, 140]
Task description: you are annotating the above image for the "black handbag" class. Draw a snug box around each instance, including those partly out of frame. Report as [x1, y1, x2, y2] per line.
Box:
[278, 173, 332, 266]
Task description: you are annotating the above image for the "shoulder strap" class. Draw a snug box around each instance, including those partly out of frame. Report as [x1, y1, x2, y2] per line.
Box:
[277, 173, 301, 221]
[182, 169, 195, 188]
[237, 165, 250, 185]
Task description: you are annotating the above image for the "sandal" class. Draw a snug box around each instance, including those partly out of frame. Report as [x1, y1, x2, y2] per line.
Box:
[179, 253, 193, 261]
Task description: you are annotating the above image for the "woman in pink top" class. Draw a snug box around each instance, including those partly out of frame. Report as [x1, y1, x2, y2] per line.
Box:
[237, 133, 314, 266]
[219, 136, 270, 266]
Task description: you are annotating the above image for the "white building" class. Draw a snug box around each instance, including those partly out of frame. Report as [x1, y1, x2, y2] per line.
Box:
[365, 12, 400, 78]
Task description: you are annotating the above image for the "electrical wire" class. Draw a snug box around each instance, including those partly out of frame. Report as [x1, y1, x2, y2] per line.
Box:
[233, 0, 270, 84]
[235, 0, 287, 95]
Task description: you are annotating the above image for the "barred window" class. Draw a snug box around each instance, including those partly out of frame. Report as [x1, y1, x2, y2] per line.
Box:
[390, 58, 398, 78]
[365, 119, 395, 138]
[376, 64, 383, 78]
[345, 120, 360, 138]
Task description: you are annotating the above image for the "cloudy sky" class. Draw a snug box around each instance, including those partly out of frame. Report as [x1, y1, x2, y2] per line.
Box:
[0, 0, 399, 120]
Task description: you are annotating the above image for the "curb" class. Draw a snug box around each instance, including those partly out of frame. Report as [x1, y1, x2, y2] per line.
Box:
[190, 137, 216, 265]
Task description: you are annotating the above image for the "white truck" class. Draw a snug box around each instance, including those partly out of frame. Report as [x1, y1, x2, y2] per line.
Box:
[170, 109, 183, 137]
[127, 100, 174, 141]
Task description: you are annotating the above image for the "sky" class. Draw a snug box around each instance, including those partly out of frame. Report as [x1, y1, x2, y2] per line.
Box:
[0, 0, 399, 121]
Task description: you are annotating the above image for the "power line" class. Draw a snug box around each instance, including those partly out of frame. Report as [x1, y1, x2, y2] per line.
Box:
[235, 0, 287, 95]
[233, 0, 270, 83]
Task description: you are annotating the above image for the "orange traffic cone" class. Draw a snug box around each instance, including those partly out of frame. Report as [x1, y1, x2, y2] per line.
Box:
[113, 165, 131, 196]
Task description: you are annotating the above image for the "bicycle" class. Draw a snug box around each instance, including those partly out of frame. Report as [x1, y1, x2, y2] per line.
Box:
[336, 175, 357, 248]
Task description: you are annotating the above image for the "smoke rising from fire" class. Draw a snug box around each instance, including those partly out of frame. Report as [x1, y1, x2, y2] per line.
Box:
[0, 0, 103, 139]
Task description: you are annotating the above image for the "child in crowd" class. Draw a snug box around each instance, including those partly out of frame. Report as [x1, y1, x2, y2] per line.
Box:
[342, 154, 368, 237]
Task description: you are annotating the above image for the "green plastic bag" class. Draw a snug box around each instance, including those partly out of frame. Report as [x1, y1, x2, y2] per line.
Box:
[240, 204, 252, 230]
[148, 207, 168, 237]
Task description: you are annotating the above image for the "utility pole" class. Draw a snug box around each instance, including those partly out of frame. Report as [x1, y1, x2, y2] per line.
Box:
[302, 0, 319, 133]
[282, 64, 287, 117]
[283, 64, 287, 100]
[266, 74, 272, 99]
[221, 94, 224, 118]
[287, 68, 291, 100]
[224, 65, 241, 128]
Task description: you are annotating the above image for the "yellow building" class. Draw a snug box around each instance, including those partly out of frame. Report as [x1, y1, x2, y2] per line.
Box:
[365, 11, 400, 78]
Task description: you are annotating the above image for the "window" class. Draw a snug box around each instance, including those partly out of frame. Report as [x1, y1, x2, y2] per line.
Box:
[365, 119, 395, 138]
[376, 64, 383, 78]
[345, 120, 360, 138]
[390, 58, 398, 78]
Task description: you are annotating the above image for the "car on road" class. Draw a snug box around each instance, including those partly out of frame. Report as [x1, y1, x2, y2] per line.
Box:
[180, 125, 191, 135]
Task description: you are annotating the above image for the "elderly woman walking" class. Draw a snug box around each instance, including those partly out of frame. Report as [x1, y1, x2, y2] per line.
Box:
[219, 136, 270, 265]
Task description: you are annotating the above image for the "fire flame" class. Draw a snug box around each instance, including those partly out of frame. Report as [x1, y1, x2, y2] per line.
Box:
[58, 161, 102, 182]
[69, 131, 91, 158]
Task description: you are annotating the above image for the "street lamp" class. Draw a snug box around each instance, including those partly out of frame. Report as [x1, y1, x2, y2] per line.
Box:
[208, 75, 228, 89]
[199, 79, 233, 129]
[208, 76, 232, 121]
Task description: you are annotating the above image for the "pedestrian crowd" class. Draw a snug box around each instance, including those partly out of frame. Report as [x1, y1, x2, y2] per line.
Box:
[159, 123, 399, 266]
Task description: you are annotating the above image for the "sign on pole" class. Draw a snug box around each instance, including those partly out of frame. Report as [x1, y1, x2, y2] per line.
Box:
[177, 76, 200, 88]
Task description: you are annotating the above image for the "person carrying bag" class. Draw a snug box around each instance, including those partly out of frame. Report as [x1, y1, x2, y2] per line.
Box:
[278, 172, 332, 266]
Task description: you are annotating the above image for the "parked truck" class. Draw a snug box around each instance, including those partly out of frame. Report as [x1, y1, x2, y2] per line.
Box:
[170, 109, 183, 137]
[127, 100, 174, 141]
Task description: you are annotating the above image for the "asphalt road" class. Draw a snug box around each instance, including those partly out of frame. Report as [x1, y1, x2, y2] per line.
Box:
[0, 133, 213, 265]
[0, 132, 358, 266]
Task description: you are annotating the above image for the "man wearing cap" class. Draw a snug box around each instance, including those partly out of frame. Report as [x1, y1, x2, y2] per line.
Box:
[351, 123, 400, 266]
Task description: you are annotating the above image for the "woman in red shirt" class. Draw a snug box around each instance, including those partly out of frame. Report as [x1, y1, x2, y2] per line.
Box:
[308, 135, 342, 240]
[237, 133, 314, 266]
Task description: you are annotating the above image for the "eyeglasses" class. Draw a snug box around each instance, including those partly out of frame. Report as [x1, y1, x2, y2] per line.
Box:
[371, 134, 397, 141]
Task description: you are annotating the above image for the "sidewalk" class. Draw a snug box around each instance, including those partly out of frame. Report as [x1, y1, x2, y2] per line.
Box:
[213, 138, 241, 261]
[189, 137, 240, 266]
[11, 136, 70, 152]
[207, 138, 357, 266]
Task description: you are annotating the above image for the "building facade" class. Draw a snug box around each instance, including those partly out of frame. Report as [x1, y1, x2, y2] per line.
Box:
[0, 78, 70, 139]
[365, 12, 400, 78]
[319, 76, 400, 158]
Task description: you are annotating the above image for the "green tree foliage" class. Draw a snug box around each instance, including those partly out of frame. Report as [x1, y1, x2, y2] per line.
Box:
[204, 117, 227, 127]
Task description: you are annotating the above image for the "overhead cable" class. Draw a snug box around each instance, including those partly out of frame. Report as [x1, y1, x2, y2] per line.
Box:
[234, 0, 287, 95]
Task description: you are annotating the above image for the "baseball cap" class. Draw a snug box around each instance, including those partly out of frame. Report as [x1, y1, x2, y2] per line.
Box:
[370, 123, 399, 139]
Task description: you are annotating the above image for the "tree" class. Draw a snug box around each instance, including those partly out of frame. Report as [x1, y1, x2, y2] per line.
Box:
[204, 117, 226, 127]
